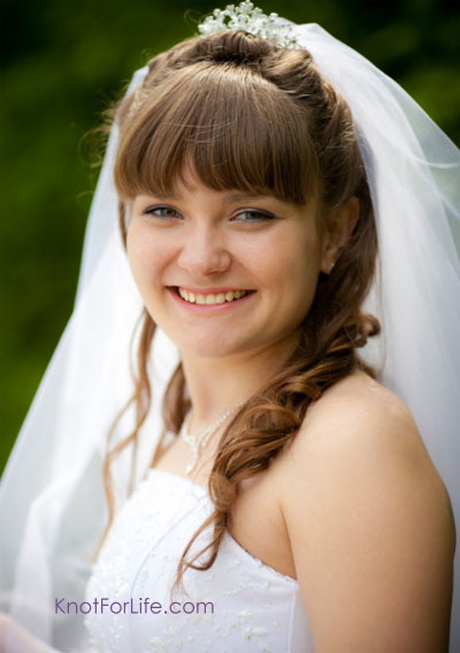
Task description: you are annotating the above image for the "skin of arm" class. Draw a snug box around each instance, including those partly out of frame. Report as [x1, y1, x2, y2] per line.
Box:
[0, 613, 60, 652]
[280, 374, 455, 652]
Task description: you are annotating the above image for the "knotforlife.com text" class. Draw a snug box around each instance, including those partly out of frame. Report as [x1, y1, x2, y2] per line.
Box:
[55, 597, 215, 616]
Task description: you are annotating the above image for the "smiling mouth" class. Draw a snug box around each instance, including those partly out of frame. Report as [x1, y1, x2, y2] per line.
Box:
[175, 287, 253, 305]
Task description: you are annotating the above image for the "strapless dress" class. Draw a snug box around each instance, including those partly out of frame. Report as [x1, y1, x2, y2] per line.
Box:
[85, 468, 314, 652]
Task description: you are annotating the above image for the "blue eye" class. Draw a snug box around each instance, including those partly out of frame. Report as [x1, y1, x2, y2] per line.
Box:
[234, 209, 276, 222]
[144, 205, 181, 219]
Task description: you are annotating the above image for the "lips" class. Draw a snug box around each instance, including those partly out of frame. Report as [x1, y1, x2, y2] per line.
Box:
[176, 287, 253, 305]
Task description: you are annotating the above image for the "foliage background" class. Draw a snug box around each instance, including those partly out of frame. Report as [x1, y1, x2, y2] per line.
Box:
[1, 0, 459, 472]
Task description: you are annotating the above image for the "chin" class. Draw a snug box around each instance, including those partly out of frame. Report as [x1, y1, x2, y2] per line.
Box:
[176, 333, 256, 361]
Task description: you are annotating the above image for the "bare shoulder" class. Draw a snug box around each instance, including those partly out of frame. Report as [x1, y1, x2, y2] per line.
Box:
[279, 371, 455, 652]
[281, 369, 454, 528]
[286, 370, 444, 477]
[301, 369, 421, 442]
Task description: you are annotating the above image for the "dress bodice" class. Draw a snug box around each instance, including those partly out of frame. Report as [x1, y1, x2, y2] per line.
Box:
[85, 469, 314, 652]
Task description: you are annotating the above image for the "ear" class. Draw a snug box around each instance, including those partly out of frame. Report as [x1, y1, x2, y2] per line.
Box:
[320, 197, 360, 274]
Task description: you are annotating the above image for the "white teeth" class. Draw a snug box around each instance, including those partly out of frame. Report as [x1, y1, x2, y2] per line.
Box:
[178, 288, 249, 305]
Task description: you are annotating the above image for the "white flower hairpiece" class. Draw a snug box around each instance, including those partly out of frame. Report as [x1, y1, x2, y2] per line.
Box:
[198, 1, 299, 49]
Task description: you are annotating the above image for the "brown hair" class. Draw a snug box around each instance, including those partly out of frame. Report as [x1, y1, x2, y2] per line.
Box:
[102, 30, 379, 585]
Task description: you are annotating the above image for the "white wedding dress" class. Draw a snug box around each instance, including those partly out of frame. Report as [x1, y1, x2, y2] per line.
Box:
[85, 469, 314, 652]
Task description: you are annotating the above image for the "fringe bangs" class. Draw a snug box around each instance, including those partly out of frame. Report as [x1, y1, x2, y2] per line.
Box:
[114, 62, 319, 204]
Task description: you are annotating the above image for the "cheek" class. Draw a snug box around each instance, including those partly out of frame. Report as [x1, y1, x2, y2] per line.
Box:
[277, 239, 323, 319]
[277, 232, 322, 287]
[126, 225, 163, 295]
[126, 228, 146, 286]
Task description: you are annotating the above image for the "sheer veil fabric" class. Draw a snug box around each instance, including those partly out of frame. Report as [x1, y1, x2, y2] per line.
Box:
[0, 20, 459, 651]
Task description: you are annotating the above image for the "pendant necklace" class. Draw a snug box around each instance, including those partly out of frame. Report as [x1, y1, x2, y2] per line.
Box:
[180, 402, 245, 476]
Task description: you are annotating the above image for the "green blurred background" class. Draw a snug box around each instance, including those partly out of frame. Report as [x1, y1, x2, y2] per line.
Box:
[1, 0, 459, 473]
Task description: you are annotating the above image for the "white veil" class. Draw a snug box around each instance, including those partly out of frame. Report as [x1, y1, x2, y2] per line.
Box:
[0, 19, 459, 651]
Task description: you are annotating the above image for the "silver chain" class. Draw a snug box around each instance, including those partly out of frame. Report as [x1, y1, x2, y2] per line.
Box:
[180, 402, 245, 475]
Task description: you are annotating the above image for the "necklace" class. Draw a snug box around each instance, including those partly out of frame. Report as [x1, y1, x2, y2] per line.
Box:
[180, 402, 245, 475]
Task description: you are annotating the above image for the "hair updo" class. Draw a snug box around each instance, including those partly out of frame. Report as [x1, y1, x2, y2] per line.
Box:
[102, 30, 379, 583]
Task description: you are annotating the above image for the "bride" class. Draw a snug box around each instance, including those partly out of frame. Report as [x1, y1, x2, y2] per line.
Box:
[1, 4, 459, 651]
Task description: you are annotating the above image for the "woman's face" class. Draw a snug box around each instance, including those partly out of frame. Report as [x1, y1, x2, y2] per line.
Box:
[127, 165, 332, 363]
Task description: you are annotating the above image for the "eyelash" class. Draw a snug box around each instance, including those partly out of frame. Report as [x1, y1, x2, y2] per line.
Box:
[143, 205, 180, 219]
[141, 206, 276, 223]
[232, 209, 276, 223]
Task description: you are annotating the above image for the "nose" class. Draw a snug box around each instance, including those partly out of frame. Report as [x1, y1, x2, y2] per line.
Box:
[177, 224, 232, 277]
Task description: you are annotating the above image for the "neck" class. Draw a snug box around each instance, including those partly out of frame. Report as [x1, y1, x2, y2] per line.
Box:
[181, 337, 298, 431]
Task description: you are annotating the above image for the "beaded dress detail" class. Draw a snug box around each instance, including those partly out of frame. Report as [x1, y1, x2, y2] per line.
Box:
[85, 469, 314, 652]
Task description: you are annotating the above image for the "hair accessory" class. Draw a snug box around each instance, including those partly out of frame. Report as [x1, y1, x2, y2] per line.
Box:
[198, 1, 299, 49]
[181, 402, 245, 475]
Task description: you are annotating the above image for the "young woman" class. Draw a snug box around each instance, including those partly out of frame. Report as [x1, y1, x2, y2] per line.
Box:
[1, 4, 459, 651]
